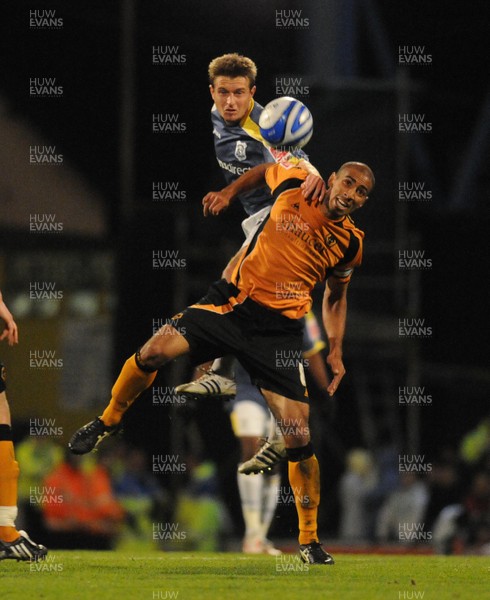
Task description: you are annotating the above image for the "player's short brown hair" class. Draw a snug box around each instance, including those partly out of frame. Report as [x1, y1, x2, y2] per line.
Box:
[208, 53, 257, 88]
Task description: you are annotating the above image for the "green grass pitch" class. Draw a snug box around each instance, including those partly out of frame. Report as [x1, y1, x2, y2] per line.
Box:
[2, 551, 489, 600]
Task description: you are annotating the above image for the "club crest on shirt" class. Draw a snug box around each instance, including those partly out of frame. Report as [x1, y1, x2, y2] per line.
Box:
[235, 140, 247, 161]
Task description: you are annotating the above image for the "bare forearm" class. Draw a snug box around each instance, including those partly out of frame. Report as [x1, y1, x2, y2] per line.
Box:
[297, 158, 321, 177]
[322, 288, 347, 356]
[322, 278, 348, 395]
[203, 162, 273, 216]
[223, 162, 272, 200]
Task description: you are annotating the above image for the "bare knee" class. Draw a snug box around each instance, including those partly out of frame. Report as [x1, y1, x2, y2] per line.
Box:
[280, 421, 310, 448]
[138, 325, 189, 370]
[260, 389, 310, 448]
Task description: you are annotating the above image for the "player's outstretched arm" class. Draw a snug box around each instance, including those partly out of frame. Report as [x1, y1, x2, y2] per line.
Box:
[0, 290, 18, 346]
[202, 162, 272, 216]
[322, 276, 348, 396]
[296, 157, 321, 178]
[274, 152, 327, 205]
[297, 159, 327, 204]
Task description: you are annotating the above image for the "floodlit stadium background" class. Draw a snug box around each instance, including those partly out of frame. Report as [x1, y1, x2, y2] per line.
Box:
[1, 0, 489, 550]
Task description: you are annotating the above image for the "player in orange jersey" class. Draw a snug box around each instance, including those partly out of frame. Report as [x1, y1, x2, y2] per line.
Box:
[176, 53, 330, 555]
[0, 290, 48, 561]
[69, 159, 374, 564]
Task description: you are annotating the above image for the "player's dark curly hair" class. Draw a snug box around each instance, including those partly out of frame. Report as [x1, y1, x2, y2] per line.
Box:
[208, 53, 257, 88]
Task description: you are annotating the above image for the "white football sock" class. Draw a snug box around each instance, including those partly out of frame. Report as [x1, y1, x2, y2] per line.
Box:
[237, 469, 263, 539]
[0, 505, 18, 527]
[260, 472, 281, 540]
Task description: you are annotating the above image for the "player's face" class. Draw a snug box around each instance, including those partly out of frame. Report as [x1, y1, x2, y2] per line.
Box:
[210, 76, 256, 125]
[324, 166, 372, 219]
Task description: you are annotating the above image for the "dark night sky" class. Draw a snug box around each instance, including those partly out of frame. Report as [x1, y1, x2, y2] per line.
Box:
[3, 5, 488, 368]
[3, 0, 489, 398]
[4, 1, 489, 209]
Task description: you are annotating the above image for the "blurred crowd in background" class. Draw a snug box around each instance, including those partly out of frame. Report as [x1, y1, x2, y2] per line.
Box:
[13, 412, 490, 555]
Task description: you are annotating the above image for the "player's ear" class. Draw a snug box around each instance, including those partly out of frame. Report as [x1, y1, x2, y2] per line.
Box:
[209, 84, 215, 98]
[250, 85, 256, 97]
[327, 172, 336, 187]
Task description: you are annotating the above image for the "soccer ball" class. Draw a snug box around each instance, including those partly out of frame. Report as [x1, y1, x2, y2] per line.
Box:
[259, 96, 313, 149]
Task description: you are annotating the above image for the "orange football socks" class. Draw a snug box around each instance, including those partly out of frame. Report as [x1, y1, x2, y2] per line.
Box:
[101, 354, 157, 427]
[0, 436, 20, 542]
[288, 454, 321, 545]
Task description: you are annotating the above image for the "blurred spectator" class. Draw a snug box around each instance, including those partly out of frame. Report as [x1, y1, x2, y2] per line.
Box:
[40, 450, 125, 549]
[424, 457, 464, 531]
[111, 443, 168, 549]
[364, 430, 400, 539]
[432, 504, 465, 555]
[476, 448, 490, 476]
[459, 414, 490, 466]
[338, 448, 377, 540]
[375, 472, 429, 544]
[456, 471, 490, 554]
[173, 458, 231, 551]
[15, 436, 63, 538]
[434, 470, 490, 555]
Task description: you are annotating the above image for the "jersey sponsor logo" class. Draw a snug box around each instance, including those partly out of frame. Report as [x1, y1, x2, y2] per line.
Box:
[234, 140, 248, 161]
[217, 158, 250, 176]
[278, 219, 337, 256]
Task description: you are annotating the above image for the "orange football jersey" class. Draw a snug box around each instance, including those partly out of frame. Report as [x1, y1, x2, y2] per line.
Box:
[231, 164, 364, 319]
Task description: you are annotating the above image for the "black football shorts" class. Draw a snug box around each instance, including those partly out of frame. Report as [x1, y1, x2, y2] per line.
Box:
[174, 279, 309, 403]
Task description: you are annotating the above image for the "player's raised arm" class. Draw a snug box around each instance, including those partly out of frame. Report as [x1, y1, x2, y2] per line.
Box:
[300, 164, 327, 205]
[271, 150, 327, 205]
[202, 162, 273, 216]
[322, 276, 349, 396]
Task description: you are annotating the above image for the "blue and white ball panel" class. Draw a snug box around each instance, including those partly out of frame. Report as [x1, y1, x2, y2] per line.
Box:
[258, 96, 313, 148]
